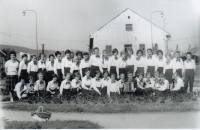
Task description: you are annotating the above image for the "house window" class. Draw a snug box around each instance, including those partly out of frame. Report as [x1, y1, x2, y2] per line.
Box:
[139, 44, 145, 55]
[106, 45, 112, 56]
[153, 43, 158, 54]
[124, 44, 132, 54]
[126, 24, 132, 31]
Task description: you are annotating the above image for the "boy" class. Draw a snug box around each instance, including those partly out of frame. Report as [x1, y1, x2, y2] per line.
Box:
[184, 52, 196, 92]
[117, 73, 126, 95]
[71, 72, 82, 95]
[123, 72, 137, 95]
[46, 74, 59, 97]
[80, 52, 90, 78]
[107, 73, 120, 100]
[60, 72, 71, 96]
[54, 51, 63, 84]
[34, 73, 46, 98]
[101, 71, 110, 97]
[14, 77, 28, 100]
[172, 51, 184, 78]
[170, 72, 185, 93]
[27, 55, 38, 82]
[62, 50, 73, 79]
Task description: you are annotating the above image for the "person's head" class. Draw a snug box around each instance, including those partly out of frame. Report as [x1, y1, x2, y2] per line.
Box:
[154, 71, 159, 79]
[136, 49, 143, 57]
[120, 73, 125, 80]
[102, 50, 108, 57]
[95, 70, 101, 78]
[22, 54, 28, 61]
[9, 51, 16, 60]
[172, 72, 179, 79]
[37, 72, 44, 80]
[147, 48, 153, 56]
[71, 52, 74, 59]
[186, 52, 192, 60]
[127, 48, 133, 55]
[52, 74, 58, 82]
[85, 68, 90, 77]
[159, 73, 165, 80]
[112, 48, 118, 57]
[28, 76, 34, 83]
[120, 50, 126, 58]
[65, 72, 71, 80]
[165, 53, 171, 60]
[32, 55, 37, 62]
[49, 54, 55, 62]
[174, 51, 180, 59]
[65, 50, 71, 58]
[93, 47, 99, 55]
[146, 72, 151, 79]
[127, 71, 133, 80]
[39, 53, 46, 60]
[55, 51, 61, 59]
[103, 71, 109, 78]
[74, 72, 81, 80]
[110, 73, 116, 81]
[157, 50, 163, 58]
[76, 51, 83, 60]
[74, 57, 79, 64]
[20, 78, 25, 84]
[83, 52, 89, 60]
[138, 73, 143, 80]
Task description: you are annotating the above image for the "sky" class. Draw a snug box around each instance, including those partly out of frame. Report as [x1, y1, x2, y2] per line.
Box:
[0, 0, 199, 52]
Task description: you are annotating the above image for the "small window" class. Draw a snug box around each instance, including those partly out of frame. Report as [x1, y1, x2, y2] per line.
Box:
[126, 24, 132, 31]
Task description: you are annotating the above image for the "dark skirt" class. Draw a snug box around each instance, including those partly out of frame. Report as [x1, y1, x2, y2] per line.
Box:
[71, 88, 79, 95]
[63, 89, 71, 96]
[29, 71, 38, 82]
[57, 69, 63, 84]
[47, 71, 54, 82]
[110, 66, 117, 76]
[19, 69, 28, 83]
[157, 67, 164, 74]
[176, 69, 182, 78]
[81, 68, 87, 77]
[147, 66, 155, 77]
[64, 67, 70, 76]
[101, 87, 107, 97]
[6, 75, 18, 91]
[136, 67, 144, 76]
[119, 68, 127, 78]
[90, 65, 100, 78]
[126, 65, 134, 74]
[103, 68, 108, 74]
[165, 69, 173, 83]
[38, 90, 46, 97]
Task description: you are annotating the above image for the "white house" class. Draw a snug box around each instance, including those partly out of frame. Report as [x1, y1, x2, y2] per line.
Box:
[89, 8, 171, 56]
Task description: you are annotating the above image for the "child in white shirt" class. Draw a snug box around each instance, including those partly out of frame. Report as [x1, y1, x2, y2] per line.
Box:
[101, 71, 110, 97]
[60, 72, 71, 96]
[34, 72, 46, 98]
[117, 73, 126, 95]
[71, 72, 81, 95]
[170, 72, 185, 93]
[26, 76, 36, 97]
[14, 78, 28, 100]
[46, 74, 59, 97]
[153, 73, 169, 95]
[81, 68, 93, 96]
[91, 70, 102, 95]
[107, 73, 120, 100]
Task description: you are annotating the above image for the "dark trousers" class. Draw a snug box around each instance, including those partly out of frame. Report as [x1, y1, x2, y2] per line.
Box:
[64, 67, 70, 76]
[184, 69, 195, 92]
[90, 65, 100, 78]
[57, 69, 63, 85]
[165, 69, 173, 83]
[136, 67, 144, 76]
[101, 87, 107, 97]
[176, 69, 182, 78]
[47, 71, 54, 82]
[147, 66, 155, 77]
[157, 67, 164, 75]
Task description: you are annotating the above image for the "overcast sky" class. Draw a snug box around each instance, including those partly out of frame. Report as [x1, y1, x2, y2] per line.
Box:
[0, 0, 199, 52]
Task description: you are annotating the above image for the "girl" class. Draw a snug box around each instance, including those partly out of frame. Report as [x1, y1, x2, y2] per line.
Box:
[126, 48, 137, 77]
[117, 50, 127, 79]
[156, 50, 166, 74]
[46, 54, 55, 82]
[60, 72, 71, 96]
[46, 74, 59, 97]
[71, 72, 82, 95]
[5, 51, 19, 102]
[80, 52, 90, 78]
[101, 50, 109, 74]
[70, 57, 80, 77]
[153, 73, 169, 94]
[26, 76, 36, 98]
[123, 72, 137, 94]
[163, 53, 175, 84]
[38, 53, 47, 83]
[145, 48, 157, 77]
[89, 47, 103, 78]
[135, 49, 146, 76]
[107, 73, 120, 100]
[101, 71, 110, 97]
[18, 54, 28, 83]
[27, 55, 38, 82]
[170, 72, 185, 93]
[118, 73, 126, 95]
[62, 50, 73, 78]
[144, 72, 155, 89]
[81, 68, 93, 96]
[173, 51, 184, 78]
[76, 51, 83, 60]
[54, 51, 63, 84]
[14, 77, 27, 100]
[135, 73, 145, 95]
[91, 70, 102, 95]
[108, 48, 119, 77]
[34, 73, 46, 98]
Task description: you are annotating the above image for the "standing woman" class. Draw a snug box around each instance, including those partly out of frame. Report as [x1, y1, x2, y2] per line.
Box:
[135, 49, 146, 76]
[38, 53, 47, 83]
[27, 55, 38, 82]
[126, 48, 137, 77]
[18, 54, 28, 83]
[76, 51, 83, 61]
[156, 50, 166, 75]
[46, 54, 55, 82]
[80, 52, 90, 78]
[145, 48, 157, 77]
[70, 57, 80, 76]
[108, 48, 119, 77]
[163, 53, 175, 84]
[62, 50, 73, 78]
[54, 51, 63, 84]
[89, 47, 103, 78]
[101, 50, 109, 74]
[117, 50, 127, 79]
[5, 51, 19, 102]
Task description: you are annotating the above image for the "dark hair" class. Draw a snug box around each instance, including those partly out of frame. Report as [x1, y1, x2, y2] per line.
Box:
[65, 50, 71, 55]
[9, 51, 16, 57]
[127, 48, 133, 54]
[136, 49, 143, 56]
[147, 48, 153, 53]
[49, 54, 55, 59]
[85, 68, 90, 72]
[29, 76, 33, 80]
[93, 47, 99, 51]
[55, 51, 61, 56]
[76, 51, 83, 57]
[112, 48, 118, 55]
[83, 52, 89, 56]
[22, 54, 28, 59]
[110, 73, 116, 77]
[103, 70, 109, 75]
[74, 72, 81, 78]
[186, 52, 192, 56]
[127, 71, 133, 75]
[52, 74, 58, 79]
[157, 50, 163, 55]
[95, 70, 101, 75]
[32, 55, 37, 59]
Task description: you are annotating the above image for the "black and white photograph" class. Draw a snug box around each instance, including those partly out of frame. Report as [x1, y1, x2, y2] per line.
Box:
[0, 0, 200, 129]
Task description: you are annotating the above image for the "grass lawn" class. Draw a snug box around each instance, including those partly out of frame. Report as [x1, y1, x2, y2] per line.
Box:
[3, 120, 103, 129]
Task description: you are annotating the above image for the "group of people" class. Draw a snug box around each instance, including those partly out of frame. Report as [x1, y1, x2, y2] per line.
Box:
[4, 47, 196, 102]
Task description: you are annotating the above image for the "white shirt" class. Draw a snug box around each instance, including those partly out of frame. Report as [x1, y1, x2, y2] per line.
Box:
[14, 82, 28, 99]
[155, 79, 169, 91]
[156, 57, 166, 68]
[172, 58, 184, 72]
[46, 80, 59, 91]
[61, 57, 73, 74]
[26, 82, 35, 93]
[92, 77, 102, 88]
[143, 78, 154, 88]
[27, 61, 38, 73]
[18, 60, 27, 76]
[5, 60, 19, 75]
[60, 79, 71, 94]
[117, 58, 127, 68]
[163, 59, 175, 73]
[34, 80, 46, 91]
[46, 61, 54, 71]
[38, 60, 46, 69]
[118, 79, 125, 89]
[54, 58, 62, 74]
[107, 80, 120, 95]
[184, 59, 196, 70]
[101, 77, 110, 88]
[89, 55, 102, 67]
[171, 77, 184, 91]
[126, 54, 136, 66]
[135, 77, 145, 89]
[82, 76, 92, 90]
[145, 55, 157, 69]
[70, 63, 80, 74]
[71, 79, 81, 89]
[135, 56, 146, 73]
[101, 57, 109, 68]
[109, 56, 119, 67]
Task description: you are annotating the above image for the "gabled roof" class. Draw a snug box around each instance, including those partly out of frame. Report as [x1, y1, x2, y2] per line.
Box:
[90, 8, 170, 37]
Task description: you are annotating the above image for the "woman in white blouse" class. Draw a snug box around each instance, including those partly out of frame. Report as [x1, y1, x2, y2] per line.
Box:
[91, 70, 102, 95]
[46, 54, 55, 82]
[18, 54, 28, 83]
[135, 49, 146, 76]
[38, 53, 47, 83]
[101, 71, 110, 97]
[117, 50, 127, 79]
[80, 52, 90, 78]
[145, 48, 157, 77]
[101, 50, 109, 74]
[126, 48, 136, 76]
[108, 48, 119, 77]
[81, 68, 93, 96]
[156, 50, 166, 75]
[70, 57, 80, 77]
[62, 50, 73, 78]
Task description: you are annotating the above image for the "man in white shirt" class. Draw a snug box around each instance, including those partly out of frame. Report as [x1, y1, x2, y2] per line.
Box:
[184, 52, 196, 92]
[172, 51, 184, 78]
[27, 55, 38, 82]
[14, 78, 28, 100]
[170, 72, 185, 93]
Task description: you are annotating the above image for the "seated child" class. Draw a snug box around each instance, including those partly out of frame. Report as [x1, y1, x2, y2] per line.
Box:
[26, 76, 36, 97]
[34, 72, 46, 98]
[153, 73, 169, 94]
[70, 57, 80, 77]
[123, 72, 137, 95]
[170, 72, 185, 93]
[117, 73, 126, 95]
[71, 72, 82, 95]
[46, 74, 59, 97]
[14, 77, 28, 100]
[91, 70, 102, 95]
[101, 71, 110, 97]
[107, 73, 120, 100]
[144, 72, 155, 89]
[81, 68, 93, 96]
[152, 71, 160, 88]
[60, 72, 71, 96]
